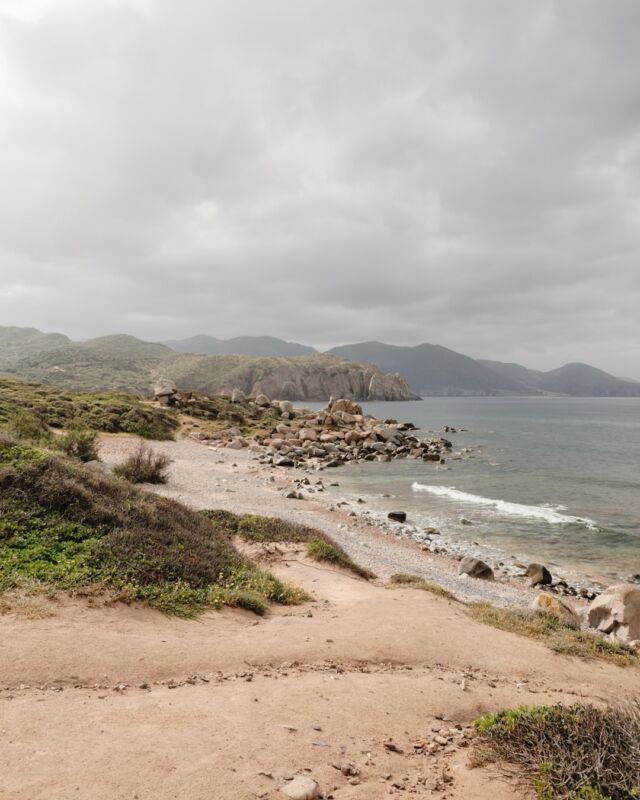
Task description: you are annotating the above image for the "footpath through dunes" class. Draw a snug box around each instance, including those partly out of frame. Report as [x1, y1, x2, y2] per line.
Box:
[2, 433, 639, 800]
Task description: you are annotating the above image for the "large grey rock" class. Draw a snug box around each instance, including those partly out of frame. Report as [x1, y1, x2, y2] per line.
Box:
[458, 556, 494, 581]
[254, 393, 271, 407]
[525, 563, 552, 587]
[587, 584, 640, 643]
[231, 388, 245, 403]
[280, 775, 320, 800]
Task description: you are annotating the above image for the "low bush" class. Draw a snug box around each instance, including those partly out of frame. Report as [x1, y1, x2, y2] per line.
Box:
[3, 409, 52, 444]
[56, 428, 100, 462]
[113, 444, 172, 484]
[0, 436, 306, 616]
[474, 702, 640, 799]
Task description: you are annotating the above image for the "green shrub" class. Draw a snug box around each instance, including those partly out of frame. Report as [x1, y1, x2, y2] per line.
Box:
[389, 572, 456, 600]
[113, 444, 171, 484]
[474, 702, 640, 799]
[3, 410, 52, 444]
[0, 437, 305, 616]
[56, 428, 100, 462]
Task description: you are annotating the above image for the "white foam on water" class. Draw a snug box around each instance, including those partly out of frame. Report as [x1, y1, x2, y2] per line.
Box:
[411, 482, 598, 529]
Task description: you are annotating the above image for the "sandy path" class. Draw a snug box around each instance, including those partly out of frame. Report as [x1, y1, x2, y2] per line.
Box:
[1, 434, 635, 800]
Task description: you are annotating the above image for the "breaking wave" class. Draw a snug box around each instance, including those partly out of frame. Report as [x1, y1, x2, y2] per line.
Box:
[411, 483, 598, 529]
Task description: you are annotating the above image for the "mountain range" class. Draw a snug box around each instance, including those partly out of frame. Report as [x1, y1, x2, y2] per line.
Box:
[0, 328, 416, 401]
[1, 326, 639, 398]
[165, 334, 640, 397]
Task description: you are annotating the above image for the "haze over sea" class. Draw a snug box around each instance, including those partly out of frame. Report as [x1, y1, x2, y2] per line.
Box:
[306, 397, 640, 587]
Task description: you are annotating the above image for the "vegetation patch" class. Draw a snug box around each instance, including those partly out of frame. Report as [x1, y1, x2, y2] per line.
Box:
[113, 444, 172, 484]
[466, 603, 638, 667]
[474, 702, 640, 799]
[0, 377, 178, 440]
[200, 509, 376, 579]
[0, 435, 306, 616]
[389, 572, 457, 600]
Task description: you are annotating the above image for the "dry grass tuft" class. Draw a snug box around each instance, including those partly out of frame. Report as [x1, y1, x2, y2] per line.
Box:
[467, 603, 638, 667]
[389, 572, 457, 600]
[113, 444, 172, 484]
[474, 701, 640, 799]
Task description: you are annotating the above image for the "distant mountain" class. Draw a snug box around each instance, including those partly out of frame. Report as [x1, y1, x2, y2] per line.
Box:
[537, 362, 640, 397]
[163, 334, 317, 357]
[0, 326, 70, 359]
[477, 359, 544, 390]
[0, 327, 416, 400]
[327, 341, 522, 396]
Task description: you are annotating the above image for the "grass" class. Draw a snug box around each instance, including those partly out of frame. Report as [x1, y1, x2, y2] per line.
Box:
[466, 603, 638, 667]
[200, 509, 376, 580]
[389, 572, 457, 600]
[474, 702, 640, 799]
[0, 435, 306, 616]
[0, 377, 178, 440]
[113, 444, 172, 484]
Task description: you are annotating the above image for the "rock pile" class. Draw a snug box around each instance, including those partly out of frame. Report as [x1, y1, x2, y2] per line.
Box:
[254, 397, 452, 470]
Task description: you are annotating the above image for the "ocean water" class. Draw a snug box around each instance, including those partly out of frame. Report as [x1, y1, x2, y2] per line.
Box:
[302, 397, 640, 587]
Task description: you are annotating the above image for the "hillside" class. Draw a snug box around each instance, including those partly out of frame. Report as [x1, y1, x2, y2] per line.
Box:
[328, 341, 522, 396]
[538, 362, 640, 397]
[163, 334, 317, 357]
[0, 326, 71, 359]
[0, 328, 417, 401]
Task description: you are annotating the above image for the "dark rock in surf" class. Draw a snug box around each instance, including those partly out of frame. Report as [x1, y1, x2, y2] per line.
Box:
[388, 511, 407, 523]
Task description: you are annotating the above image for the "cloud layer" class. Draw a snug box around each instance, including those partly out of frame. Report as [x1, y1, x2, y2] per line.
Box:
[1, 0, 639, 373]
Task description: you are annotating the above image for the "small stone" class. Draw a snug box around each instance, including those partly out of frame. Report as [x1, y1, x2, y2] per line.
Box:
[280, 775, 320, 800]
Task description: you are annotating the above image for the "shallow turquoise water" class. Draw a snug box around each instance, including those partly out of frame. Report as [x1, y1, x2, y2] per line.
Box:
[302, 397, 640, 585]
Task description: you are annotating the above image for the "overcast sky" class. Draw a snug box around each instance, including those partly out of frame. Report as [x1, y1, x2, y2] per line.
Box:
[0, 1, 639, 373]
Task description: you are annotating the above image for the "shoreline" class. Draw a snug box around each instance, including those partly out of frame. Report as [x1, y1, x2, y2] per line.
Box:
[98, 433, 568, 609]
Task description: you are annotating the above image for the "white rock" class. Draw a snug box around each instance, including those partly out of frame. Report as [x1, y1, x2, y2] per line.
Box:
[587, 584, 640, 643]
[280, 775, 320, 800]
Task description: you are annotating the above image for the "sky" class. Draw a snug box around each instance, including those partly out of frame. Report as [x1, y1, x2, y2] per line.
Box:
[0, 1, 639, 374]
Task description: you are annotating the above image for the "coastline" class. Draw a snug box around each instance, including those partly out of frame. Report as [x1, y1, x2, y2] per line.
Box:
[98, 433, 562, 609]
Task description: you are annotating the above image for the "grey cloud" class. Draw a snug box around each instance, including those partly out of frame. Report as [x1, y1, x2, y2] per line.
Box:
[0, 0, 639, 374]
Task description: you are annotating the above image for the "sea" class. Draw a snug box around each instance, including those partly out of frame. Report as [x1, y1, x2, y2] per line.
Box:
[302, 397, 640, 588]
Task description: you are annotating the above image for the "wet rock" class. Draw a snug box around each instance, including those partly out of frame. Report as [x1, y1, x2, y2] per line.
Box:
[388, 511, 407, 523]
[458, 556, 494, 581]
[525, 563, 552, 587]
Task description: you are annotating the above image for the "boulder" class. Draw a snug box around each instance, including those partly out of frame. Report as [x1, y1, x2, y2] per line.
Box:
[153, 379, 178, 406]
[298, 429, 318, 442]
[254, 393, 270, 407]
[227, 437, 248, 450]
[278, 400, 294, 414]
[587, 584, 640, 643]
[388, 511, 407, 523]
[531, 594, 579, 629]
[525, 563, 552, 587]
[458, 556, 494, 581]
[280, 775, 320, 800]
[231, 388, 245, 403]
[328, 398, 363, 416]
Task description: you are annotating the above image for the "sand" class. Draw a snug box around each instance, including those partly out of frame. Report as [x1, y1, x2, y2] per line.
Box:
[0, 434, 635, 800]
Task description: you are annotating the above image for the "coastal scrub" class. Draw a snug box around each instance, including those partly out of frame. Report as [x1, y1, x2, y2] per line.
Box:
[474, 702, 640, 799]
[0, 435, 306, 616]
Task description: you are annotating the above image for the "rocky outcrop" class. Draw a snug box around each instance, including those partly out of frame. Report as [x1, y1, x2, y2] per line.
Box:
[211, 355, 419, 402]
[254, 399, 451, 469]
[587, 584, 640, 643]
